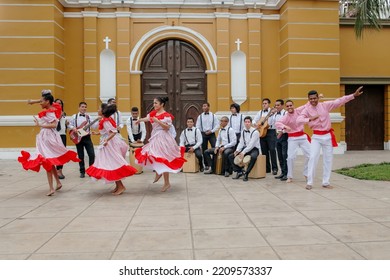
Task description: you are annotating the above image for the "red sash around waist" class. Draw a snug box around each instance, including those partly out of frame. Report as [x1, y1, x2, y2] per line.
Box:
[288, 131, 311, 143]
[313, 128, 338, 147]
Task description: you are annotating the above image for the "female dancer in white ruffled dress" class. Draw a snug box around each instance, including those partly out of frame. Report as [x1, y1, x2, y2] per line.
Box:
[18, 90, 80, 196]
[86, 104, 137, 195]
[135, 97, 186, 192]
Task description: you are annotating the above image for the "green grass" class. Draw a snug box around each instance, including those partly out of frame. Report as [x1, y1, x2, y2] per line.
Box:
[335, 162, 390, 181]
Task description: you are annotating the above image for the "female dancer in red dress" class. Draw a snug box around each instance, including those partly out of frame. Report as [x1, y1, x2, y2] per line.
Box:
[135, 97, 186, 192]
[18, 90, 80, 196]
[86, 104, 137, 195]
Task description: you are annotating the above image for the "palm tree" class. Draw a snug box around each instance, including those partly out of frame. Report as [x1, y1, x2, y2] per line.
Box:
[345, 0, 390, 38]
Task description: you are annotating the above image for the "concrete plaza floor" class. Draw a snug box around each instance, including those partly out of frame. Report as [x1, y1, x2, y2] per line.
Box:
[0, 150, 389, 260]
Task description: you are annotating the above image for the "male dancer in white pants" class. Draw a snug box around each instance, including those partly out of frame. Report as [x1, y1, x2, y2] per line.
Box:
[275, 100, 311, 183]
[297, 86, 363, 190]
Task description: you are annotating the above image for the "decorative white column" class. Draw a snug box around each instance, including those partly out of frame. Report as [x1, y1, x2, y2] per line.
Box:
[231, 38, 247, 105]
[100, 36, 116, 103]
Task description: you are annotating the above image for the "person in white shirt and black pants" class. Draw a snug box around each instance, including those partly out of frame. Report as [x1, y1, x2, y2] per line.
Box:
[179, 117, 203, 172]
[196, 102, 219, 168]
[68, 102, 96, 178]
[273, 99, 288, 181]
[126, 107, 146, 145]
[204, 116, 236, 176]
[230, 116, 260, 182]
[229, 103, 244, 149]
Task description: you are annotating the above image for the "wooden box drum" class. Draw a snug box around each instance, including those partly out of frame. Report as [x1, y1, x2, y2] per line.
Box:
[248, 155, 266, 179]
[129, 143, 143, 174]
[182, 152, 199, 173]
[215, 154, 223, 175]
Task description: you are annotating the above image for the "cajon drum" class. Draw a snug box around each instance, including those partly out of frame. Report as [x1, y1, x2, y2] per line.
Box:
[129, 147, 143, 174]
[248, 155, 266, 179]
[214, 154, 223, 175]
[182, 152, 199, 173]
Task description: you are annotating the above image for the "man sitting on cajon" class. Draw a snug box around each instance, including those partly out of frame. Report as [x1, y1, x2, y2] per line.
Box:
[179, 117, 203, 172]
[229, 116, 260, 182]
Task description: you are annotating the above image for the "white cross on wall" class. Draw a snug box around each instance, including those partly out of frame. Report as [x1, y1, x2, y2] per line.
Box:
[103, 36, 111, 49]
[235, 38, 242, 51]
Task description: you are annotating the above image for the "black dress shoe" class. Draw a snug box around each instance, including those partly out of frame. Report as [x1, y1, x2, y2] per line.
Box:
[224, 171, 230, 177]
[275, 174, 283, 179]
[200, 167, 204, 172]
[80, 173, 85, 178]
[232, 172, 243, 179]
[272, 170, 278, 175]
[280, 176, 288, 181]
[243, 175, 248, 182]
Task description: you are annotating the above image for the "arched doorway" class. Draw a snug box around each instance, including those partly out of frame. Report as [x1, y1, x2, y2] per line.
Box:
[141, 39, 207, 141]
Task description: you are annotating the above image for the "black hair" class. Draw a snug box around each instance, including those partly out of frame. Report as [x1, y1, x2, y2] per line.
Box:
[203, 102, 210, 107]
[187, 117, 195, 122]
[131, 107, 139, 112]
[244, 116, 252, 122]
[102, 104, 117, 118]
[308, 90, 318, 96]
[107, 98, 115, 104]
[79, 102, 87, 107]
[41, 89, 52, 97]
[262, 98, 271, 104]
[155, 96, 169, 107]
[275, 99, 284, 105]
[42, 93, 54, 105]
[285, 99, 294, 104]
[230, 103, 240, 113]
[54, 98, 64, 109]
[101, 103, 108, 111]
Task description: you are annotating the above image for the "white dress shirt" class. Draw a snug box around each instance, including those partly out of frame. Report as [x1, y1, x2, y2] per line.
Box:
[110, 111, 124, 129]
[252, 108, 275, 128]
[229, 113, 244, 134]
[236, 127, 261, 154]
[215, 126, 237, 149]
[68, 113, 98, 133]
[126, 116, 146, 142]
[179, 127, 203, 149]
[196, 112, 219, 133]
[272, 109, 286, 132]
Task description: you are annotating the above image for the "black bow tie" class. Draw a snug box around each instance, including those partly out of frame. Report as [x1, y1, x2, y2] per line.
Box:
[263, 110, 268, 113]
[79, 114, 85, 117]
[277, 112, 281, 115]
[244, 130, 250, 133]
[132, 118, 138, 121]
[232, 114, 237, 116]
[204, 113, 209, 115]
[188, 128, 192, 131]
[221, 128, 226, 131]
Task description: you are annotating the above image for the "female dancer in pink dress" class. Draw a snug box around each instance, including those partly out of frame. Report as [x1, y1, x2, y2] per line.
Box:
[18, 91, 80, 196]
[134, 97, 186, 192]
[86, 104, 137, 195]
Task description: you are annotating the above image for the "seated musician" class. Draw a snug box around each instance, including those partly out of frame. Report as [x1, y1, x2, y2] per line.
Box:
[179, 117, 203, 172]
[126, 107, 146, 146]
[229, 116, 260, 182]
[68, 102, 98, 178]
[204, 116, 236, 176]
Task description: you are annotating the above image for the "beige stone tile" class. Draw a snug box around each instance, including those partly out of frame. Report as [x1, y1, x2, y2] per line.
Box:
[259, 226, 338, 246]
[0, 254, 29, 260]
[0, 217, 72, 233]
[128, 215, 190, 231]
[190, 202, 243, 215]
[321, 223, 390, 242]
[301, 209, 373, 225]
[193, 228, 268, 249]
[189, 194, 236, 204]
[0, 218, 12, 227]
[117, 230, 192, 251]
[23, 205, 88, 218]
[239, 199, 294, 213]
[248, 211, 314, 227]
[63, 216, 131, 232]
[285, 199, 346, 211]
[0, 233, 54, 254]
[354, 208, 390, 222]
[37, 232, 122, 253]
[80, 205, 138, 217]
[136, 202, 189, 216]
[274, 244, 364, 260]
[28, 252, 112, 260]
[195, 247, 279, 260]
[112, 250, 193, 260]
[0, 206, 36, 218]
[348, 241, 390, 259]
[231, 192, 279, 203]
[330, 197, 390, 209]
[191, 213, 254, 229]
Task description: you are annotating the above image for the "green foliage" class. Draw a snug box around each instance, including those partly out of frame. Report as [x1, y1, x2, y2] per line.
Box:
[335, 162, 390, 181]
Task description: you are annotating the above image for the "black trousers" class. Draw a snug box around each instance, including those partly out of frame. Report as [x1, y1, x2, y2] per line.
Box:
[185, 145, 203, 170]
[76, 135, 95, 174]
[56, 134, 67, 170]
[128, 132, 142, 145]
[201, 132, 216, 165]
[204, 147, 234, 173]
[229, 148, 259, 175]
[260, 129, 278, 173]
[234, 132, 241, 150]
[276, 133, 288, 176]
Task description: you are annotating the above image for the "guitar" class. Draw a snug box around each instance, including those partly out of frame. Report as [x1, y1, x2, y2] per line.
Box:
[69, 117, 100, 144]
[256, 109, 275, 138]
